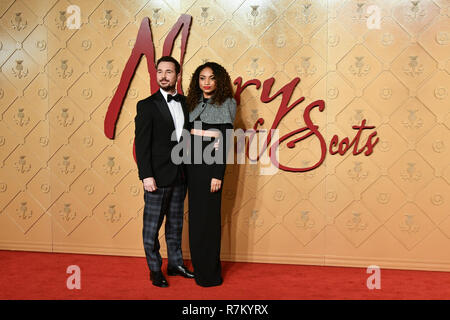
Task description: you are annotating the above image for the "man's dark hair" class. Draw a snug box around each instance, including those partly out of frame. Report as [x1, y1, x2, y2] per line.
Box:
[156, 56, 181, 75]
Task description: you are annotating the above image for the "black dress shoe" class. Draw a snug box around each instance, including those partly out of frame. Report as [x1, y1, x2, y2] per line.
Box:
[150, 271, 168, 287]
[167, 265, 195, 278]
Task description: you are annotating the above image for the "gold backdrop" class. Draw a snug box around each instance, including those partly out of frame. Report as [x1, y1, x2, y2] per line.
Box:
[1, 0, 449, 271]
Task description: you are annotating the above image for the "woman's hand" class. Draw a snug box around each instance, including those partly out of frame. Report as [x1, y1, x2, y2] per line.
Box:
[210, 178, 222, 193]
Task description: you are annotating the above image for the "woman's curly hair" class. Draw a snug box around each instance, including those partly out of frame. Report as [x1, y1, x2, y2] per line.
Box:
[186, 62, 234, 111]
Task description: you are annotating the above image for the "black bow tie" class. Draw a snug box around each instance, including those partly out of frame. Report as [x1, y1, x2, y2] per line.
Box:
[167, 94, 181, 103]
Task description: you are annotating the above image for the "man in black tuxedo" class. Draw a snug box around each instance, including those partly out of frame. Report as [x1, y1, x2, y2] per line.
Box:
[134, 56, 194, 287]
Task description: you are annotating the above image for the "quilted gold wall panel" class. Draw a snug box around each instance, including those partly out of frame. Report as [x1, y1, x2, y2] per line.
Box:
[1, 0, 449, 271]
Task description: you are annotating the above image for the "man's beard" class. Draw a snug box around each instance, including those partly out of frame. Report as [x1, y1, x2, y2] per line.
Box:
[158, 80, 176, 92]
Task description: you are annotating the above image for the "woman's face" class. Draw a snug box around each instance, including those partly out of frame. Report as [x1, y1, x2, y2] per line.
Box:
[199, 67, 216, 98]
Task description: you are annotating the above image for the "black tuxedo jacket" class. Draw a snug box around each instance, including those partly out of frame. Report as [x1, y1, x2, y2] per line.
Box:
[134, 90, 189, 187]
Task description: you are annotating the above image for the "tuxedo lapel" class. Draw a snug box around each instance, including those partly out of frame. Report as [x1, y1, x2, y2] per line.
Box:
[180, 95, 189, 130]
[154, 90, 176, 131]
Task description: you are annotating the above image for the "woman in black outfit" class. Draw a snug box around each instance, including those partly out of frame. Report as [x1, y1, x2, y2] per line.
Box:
[186, 62, 236, 287]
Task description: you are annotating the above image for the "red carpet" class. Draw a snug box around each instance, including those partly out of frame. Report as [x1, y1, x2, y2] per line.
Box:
[0, 250, 449, 300]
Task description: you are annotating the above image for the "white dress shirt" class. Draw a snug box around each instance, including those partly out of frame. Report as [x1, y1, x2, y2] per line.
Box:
[160, 88, 184, 142]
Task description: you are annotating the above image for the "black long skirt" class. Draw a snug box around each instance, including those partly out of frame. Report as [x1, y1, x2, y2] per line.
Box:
[186, 135, 224, 287]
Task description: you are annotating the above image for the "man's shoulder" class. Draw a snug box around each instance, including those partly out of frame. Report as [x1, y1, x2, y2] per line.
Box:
[137, 92, 163, 110]
[138, 92, 161, 104]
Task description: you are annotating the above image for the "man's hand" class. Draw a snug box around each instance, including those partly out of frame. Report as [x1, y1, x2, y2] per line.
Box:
[143, 177, 157, 192]
[210, 178, 222, 193]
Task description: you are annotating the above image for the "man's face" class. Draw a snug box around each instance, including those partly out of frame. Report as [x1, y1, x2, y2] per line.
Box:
[156, 61, 179, 92]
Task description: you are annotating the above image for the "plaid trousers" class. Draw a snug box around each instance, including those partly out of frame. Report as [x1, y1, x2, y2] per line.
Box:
[142, 182, 186, 272]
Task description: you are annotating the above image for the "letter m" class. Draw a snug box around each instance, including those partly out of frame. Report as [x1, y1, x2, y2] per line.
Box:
[103, 15, 192, 142]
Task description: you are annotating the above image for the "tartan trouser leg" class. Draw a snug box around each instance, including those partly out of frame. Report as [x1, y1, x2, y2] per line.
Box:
[164, 183, 186, 268]
[142, 188, 166, 272]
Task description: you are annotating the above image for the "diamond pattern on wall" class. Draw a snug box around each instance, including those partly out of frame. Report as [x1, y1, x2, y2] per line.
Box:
[384, 202, 436, 251]
[0, 0, 449, 271]
[334, 200, 381, 248]
[5, 191, 45, 234]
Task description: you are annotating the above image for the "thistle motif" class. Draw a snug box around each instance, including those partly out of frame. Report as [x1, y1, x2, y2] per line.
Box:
[102, 60, 119, 78]
[101, 10, 118, 29]
[244, 210, 264, 228]
[400, 163, 422, 182]
[56, 11, 67, 30]
[403, 56, 424, 77]
[13, 108, 30, 127]
[349, 56, 370, 77]
[295, 56, 316, 77]
[104, 205, 121, 223]
[346, 212, 368, 231]
[17, 202, 32, 220]
[401, 109, 423, 129]
[56, 60, 73, 79]
[60, 204, 76, 222]
[299, 161, 316, 179]
[12, 60, 29, 79]
[103, 156, 120, 175]
[11, 12, 27, 31]
[399, 214, 419, 233]
[59, 156, 76, 175]
[347, 162, 368, 182]
[405, 0, 425, 22]
[296, 211, 315, 229]
[349, 109, 365, 126]
[198, 7, 215, 26]
[14, 155, 31, 174]
[57, 108, 74, 127]
[296, 3, 316, 24]
[246, 57, 264, 77]
[352, 2, 367, 23]
[248, 5, 261, 26]
[151, 8, 165, 27]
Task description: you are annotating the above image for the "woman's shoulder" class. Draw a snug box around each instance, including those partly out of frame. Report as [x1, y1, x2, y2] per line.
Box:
[224, 97, 236, 105]
[215, 97, 236, 110]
